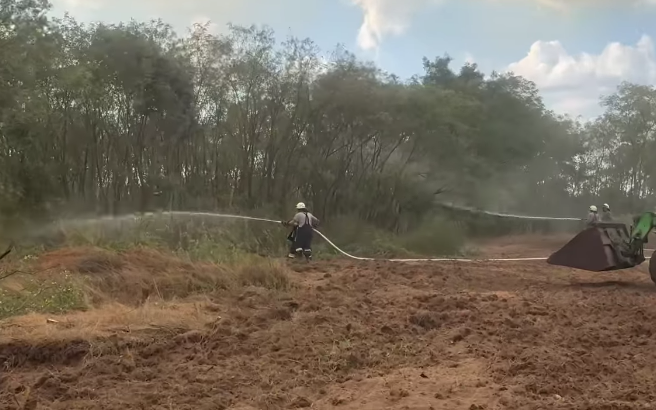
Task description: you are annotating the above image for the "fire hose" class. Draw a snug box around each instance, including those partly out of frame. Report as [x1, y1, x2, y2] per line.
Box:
[157, 211, 558, 262]
[32, 209, 649, 263]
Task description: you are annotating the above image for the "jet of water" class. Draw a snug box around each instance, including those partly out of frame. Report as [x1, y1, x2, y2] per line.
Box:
[27, 210, 560, 263]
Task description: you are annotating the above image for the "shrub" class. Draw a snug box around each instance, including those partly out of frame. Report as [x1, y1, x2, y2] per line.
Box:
[400, 216, 465, 257]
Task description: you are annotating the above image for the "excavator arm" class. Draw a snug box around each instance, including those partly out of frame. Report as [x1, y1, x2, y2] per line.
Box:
[630, 212, 656, 244]
[630, 212, 656, 285]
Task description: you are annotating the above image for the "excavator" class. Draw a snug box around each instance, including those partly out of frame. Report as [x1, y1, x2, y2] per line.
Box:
[547, 212, 656, 283]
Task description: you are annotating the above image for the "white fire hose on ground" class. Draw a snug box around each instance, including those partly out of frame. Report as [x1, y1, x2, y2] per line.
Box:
[156, 211, 571, 262]
[56, 209, 652, 263]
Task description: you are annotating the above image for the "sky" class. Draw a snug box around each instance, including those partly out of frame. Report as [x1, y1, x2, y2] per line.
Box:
[48, 0, 656, 119]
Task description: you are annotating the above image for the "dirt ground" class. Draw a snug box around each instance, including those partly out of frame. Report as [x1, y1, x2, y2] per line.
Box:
[3, 235, 656, 409]
[472, 233, 576, 258]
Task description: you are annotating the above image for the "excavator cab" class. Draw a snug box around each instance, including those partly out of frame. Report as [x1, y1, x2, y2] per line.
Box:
[547, 212, 656, 275]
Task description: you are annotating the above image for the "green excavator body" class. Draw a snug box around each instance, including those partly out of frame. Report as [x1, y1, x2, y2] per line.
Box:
[547, 212, 656, 282]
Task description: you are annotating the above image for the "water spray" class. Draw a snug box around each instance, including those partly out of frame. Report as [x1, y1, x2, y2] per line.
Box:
[40, 211, 550, 263]
[38, 210, 651, 263]
[436, 203, 582, 221]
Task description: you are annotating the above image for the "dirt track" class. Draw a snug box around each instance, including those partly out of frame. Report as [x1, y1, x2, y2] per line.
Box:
[3, 238, 656, 409]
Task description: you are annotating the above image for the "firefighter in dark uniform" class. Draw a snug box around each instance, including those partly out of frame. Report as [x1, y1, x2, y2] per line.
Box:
[282, 202, 320, 260]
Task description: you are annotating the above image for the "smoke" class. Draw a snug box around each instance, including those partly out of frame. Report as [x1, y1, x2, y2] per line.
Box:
[352, 0, 656, 50]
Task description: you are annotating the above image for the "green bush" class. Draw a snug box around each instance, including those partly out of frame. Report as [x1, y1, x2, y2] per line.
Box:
[314, 214, 465, 258]
[27, 213, 288, 262]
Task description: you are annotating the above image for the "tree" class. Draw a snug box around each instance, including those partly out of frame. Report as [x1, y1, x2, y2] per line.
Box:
[1, 0, 654, 234]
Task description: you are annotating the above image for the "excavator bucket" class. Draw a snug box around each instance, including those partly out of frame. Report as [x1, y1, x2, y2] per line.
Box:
[547, 223, 643, 272]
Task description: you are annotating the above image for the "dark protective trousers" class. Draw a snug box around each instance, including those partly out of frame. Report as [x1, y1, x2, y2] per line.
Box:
[287, 225, 313, 255]
[293, 224, 313, 253]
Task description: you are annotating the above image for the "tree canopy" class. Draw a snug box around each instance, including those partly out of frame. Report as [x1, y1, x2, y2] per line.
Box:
[1, 0, 654, 231]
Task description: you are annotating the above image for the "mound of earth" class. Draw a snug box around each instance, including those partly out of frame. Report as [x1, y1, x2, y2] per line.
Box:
[2, 243, 656, 409]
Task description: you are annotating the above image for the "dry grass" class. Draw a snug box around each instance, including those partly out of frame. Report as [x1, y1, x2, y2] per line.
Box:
[33, 246, 293, 306]
[0, 246, 295, 345]
[0, 300, 215, 344]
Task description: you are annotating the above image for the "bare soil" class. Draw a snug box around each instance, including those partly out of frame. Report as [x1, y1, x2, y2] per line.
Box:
[472, 233, 574, 258]
[3, 235, 656, 409]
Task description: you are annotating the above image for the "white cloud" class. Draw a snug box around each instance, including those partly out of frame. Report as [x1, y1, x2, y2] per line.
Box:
[46, 0, 656, 119]
[349, 0, 656, 117]
[507, 35, 656, 117]
[350, 0, 656, 50]
[350, 0, 442, 50]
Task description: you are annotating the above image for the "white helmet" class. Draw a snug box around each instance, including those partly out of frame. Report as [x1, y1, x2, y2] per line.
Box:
[590, 205, 597, 212]
[603, 203, 610, 210]
[296, 202, 306, 210]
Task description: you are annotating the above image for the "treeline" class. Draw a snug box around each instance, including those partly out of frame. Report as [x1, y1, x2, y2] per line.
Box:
[1, 0, 655, 233]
